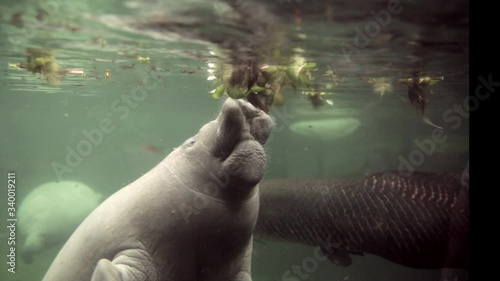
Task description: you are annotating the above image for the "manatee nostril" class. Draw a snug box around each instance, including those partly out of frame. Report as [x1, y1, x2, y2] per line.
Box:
[237, 99, 261, 120]
[250, 116, 273, 145]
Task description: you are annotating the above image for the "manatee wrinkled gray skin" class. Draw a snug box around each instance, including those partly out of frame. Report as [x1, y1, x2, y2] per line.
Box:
[42, 98, 273, 281]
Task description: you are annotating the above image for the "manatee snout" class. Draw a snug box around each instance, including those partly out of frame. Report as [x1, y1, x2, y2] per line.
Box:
[218, 98, 273, 146]
[216, 98, 273, 191]
[179, 98, 272, 197]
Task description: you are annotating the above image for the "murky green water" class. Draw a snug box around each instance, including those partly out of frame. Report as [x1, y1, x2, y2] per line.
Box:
[0, 0, 468, 280]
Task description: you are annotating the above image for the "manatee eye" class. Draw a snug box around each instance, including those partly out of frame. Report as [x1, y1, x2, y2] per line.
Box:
[185, 138, 196, 148]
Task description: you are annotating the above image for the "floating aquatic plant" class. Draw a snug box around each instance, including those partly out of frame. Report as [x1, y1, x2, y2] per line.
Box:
[25, 48, 62, 84]
[368, 77, 392, 97]
[399, 74, 445, 129]
[399, 74, 444, 114]
[9, 48, 85, 84]
[207, 54, 322, 112]
[324, 68, 342, 86]
[303, 91, 333, 109]
[135, 55, 150, 63]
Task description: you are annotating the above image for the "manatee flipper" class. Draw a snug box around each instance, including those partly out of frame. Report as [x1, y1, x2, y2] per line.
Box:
[233, 240, 254, 281]
[234, 270, 252, 281]
[91, 260, 122, 281]
[91, 249, 158, 281]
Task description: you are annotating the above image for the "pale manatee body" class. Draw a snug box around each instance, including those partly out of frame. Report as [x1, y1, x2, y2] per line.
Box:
[42, 98, 273, 281]
[18, 181, 102, 263]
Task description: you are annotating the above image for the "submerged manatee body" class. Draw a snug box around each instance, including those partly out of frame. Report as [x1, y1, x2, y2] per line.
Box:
[42, 98, 273, 281]
[18, 181, 101, 263]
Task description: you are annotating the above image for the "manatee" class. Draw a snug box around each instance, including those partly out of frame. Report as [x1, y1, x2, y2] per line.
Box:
[18, 181, 102, 263]
[42, 98, 273, 281]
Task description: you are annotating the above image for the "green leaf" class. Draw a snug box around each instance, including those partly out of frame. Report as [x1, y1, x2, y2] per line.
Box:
[250, 84, 266, 92]
[298, 73, 311, 87]
[211, 85, 226, 99]
[304, 62, 316, 68]
[226, 86, 248, 99]
[429, 76, 444, 85]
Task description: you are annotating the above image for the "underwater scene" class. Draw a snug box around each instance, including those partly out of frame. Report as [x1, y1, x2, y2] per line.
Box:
[0, 0, 469, 281]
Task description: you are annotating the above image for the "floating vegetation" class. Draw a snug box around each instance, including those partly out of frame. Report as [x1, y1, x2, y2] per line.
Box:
[303, 91, 334, 109]
[9, 48, 85, 84]
[324, 68, 342, 86]
[207, 54, 322, 113]
[399, 74, 444, 114]
[203, 47, 447, 119]
[24, 48, 62, 84]
[135, 55, 150, 63]
[399, 74, 445, 129]
[368, 77, 392, 97]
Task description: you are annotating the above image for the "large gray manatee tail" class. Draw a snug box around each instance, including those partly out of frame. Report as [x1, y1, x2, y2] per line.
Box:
[256, 172, 469, 269]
